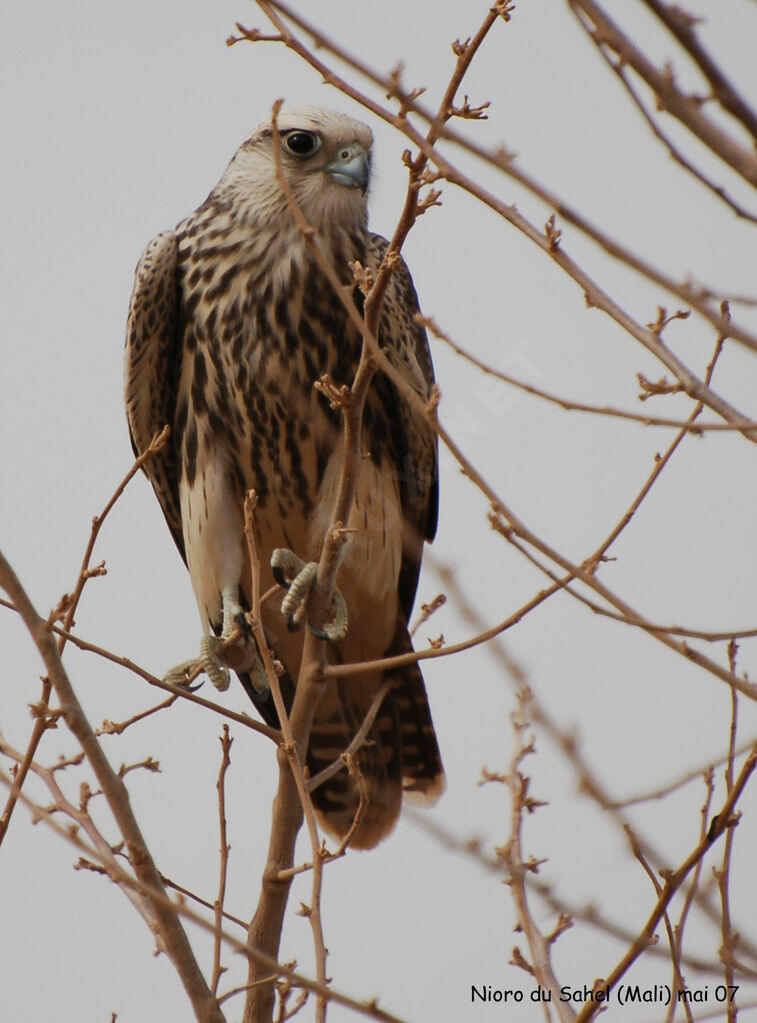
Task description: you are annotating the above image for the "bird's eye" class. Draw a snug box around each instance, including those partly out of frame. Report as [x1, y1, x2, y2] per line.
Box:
[283, 131, 321, 157]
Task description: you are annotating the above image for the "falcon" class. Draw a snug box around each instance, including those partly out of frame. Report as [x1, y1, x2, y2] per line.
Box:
[125, 106, 444, 849]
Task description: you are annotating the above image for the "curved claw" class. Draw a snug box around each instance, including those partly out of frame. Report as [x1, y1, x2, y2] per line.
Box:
[308, 587, 349, 642]
[271, 548, 306, 589]
[164, 660, 202, 689]
[163, 638, 231, 693]
[164, 582, 270, 697]
[273, 548, 349, 643]
[271, 562, 290, 589]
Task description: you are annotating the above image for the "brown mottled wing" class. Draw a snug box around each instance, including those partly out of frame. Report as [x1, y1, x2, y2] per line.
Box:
[124, 231, 185, 560]
[366, 233, 438, 617]
[356, 233, 444, 814]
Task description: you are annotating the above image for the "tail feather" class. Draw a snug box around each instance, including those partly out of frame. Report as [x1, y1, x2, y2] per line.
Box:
[307, 615, 444, 849]
[233, 611, 444, 851]
[307, 681, 403, 850]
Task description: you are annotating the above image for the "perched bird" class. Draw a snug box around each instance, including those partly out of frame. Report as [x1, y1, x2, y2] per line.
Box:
[125, 106, 444, 849]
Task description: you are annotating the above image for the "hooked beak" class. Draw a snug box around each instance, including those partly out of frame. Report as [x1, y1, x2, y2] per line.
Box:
[326, 143, 370, 193]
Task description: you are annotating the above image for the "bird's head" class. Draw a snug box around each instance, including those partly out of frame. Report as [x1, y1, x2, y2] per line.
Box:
[220, 106, 374, 232]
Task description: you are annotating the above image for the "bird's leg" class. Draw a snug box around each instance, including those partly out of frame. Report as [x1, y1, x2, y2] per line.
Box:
[271, 548, 348, 642]
[164, 585, 269, 694]
[220, 585, 246, 639]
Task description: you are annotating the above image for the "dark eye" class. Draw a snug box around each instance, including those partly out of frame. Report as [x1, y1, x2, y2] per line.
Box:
[283, 131, 321, 157]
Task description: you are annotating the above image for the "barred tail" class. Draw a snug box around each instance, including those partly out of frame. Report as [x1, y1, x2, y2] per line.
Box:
[307, 616, 444, 850]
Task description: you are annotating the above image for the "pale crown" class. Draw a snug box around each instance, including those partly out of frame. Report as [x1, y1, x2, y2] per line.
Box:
[216, 106, 374, 232]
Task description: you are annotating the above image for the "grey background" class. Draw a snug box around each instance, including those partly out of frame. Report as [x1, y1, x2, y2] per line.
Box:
[3, 1, 757, 1020]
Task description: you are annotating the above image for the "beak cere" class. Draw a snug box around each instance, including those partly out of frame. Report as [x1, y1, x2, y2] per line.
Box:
[326, 143, 370, 192]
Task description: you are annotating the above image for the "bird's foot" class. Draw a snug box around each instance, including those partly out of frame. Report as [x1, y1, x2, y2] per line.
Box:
[163, 636, 231, 692]
[164, 586, 269, 694]
[270, 548, 348, 642]
[163, 633, 269, 694]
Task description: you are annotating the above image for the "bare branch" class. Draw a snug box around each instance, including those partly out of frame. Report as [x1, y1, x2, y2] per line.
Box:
[212, 725, 233, 998]
[0, 601, 279, 741]
[424, 315, 757, 433]
[0, 430, 170, 847]
[0, 549, 225, 1023]
[502, 689, 577, 1022]
[567, 0, 757, 188]
[0, 763, 411, 1023]
[639, 0, 757, 140]
[242, 487, 329, 1023]
[573, 748, 757, 1023]
[306, 680, 394, 795]
[251, 0, 757, 358]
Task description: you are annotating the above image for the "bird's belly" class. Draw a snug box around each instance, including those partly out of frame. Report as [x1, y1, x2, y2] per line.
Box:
[178, 359, 402, 663]
[250, 441, 403, 701]
[307, 440, 402, 653]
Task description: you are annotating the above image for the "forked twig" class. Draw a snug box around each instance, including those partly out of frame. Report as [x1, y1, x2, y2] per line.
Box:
[573, 748, 757, 1023]
[0, 763, 410, 1023]
[0, 549, 225, 1023]
[0, 429, 171, 847]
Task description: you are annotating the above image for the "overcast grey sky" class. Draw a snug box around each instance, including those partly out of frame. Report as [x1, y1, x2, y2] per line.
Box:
[3, 2, 757, 1021]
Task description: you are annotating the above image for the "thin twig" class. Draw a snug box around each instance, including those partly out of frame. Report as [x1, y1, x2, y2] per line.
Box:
[432, 559, 757, 969]
[241, 0, 757, 360]
[668, 771, 715, 1023]
[323, 576, 567, 678]
[0, 602, 279, 741]
[0, 737, 161, 936]
[0, 429, 171, 848]
[0, 676, 52, 847]
[588, 332, 726, 566]
[242, 488, 329, 1023]
[588, 36, 757, 223]
[424, 314, 757, 432]
[219, 978, 280, 1007]
[160, 873, 249, 931]
[97, 695, 178, 736]
[717, 641, 740, 1022]
[409, 593, 446, 639]
[0, 549, 225, 1023]
[0, 764, 410, 1023]
[502, 689, 576, 1022]
[639, 0, 757, 140]
[306, 680, 394, 794]
[608, 743, 757, 810]
[487, 513, 757, 701]
[567, 0, 757, 189]
[624, 824, 689, 1019]
[234, 9, 757, 709]
[573, 747, 757, 1023]
[408, 809, 744, 979]
[212, 725, 233, 998]
[58, 426, 171, 656]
